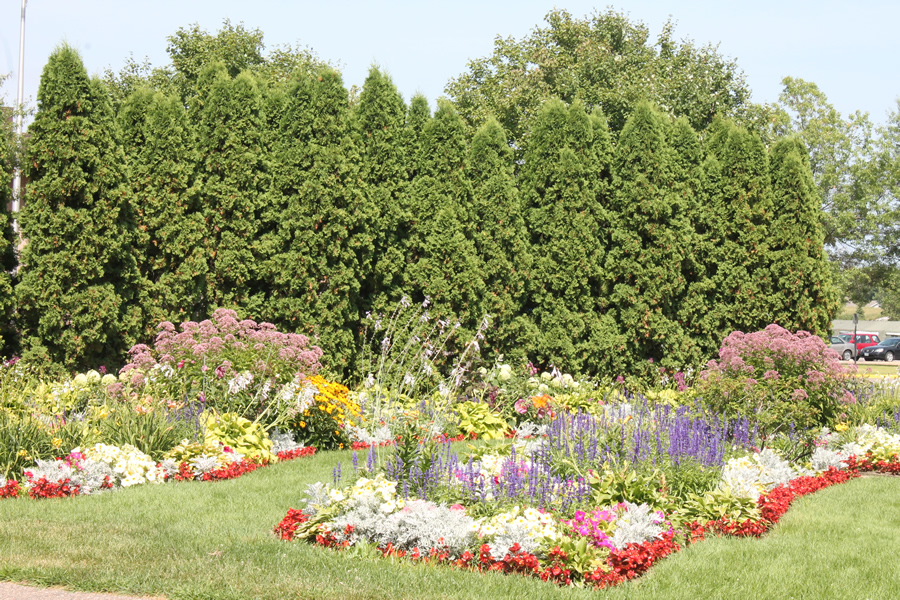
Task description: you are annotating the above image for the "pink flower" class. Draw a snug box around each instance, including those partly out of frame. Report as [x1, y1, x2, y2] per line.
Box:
[514, 398, 529, 414]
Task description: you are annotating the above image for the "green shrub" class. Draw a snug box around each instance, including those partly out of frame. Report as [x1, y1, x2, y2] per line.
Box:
[697, 324, 855, 433]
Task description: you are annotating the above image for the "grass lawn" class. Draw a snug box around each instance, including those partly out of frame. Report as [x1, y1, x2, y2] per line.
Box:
[2, 452, 900, 600]
[855, 362, 900, 376]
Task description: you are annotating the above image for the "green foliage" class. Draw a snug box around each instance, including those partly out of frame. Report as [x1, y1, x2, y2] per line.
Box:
[204, 411, 275, 463]
[446, 7, 751, 151]
[196, 65, 270, 316]
[767, 136, 839, 333]
[697, 119, 774, 344]
[99, 402, 199, 462]
[405, 101, 486, 341]
[520, 99, 621, 375]
[16, 45, 143, 371]
[0, 411, 55, 479]
[265, 67, 367, 376]
[771, 77, 876, 254]
[0, 111, 15, 356]
[607, 102, 697, 376]
[353, 67, 410, 318]
[453, 401, 507, 440]
[467, 119, 532, 362]
[588, 466, 671, 511]
[118, 88, 208, 330]
[675, 487, 762, 524]
[167, 20, 265, 101]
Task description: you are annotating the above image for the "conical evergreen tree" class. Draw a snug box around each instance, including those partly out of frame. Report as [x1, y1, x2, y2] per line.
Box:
[196, 65, 270, 315]
[669, 116, 718, 360]
[767, 136, 839, 333]
[406, 101, 486, 337]
[16, 45, 142, 370]
[405, 94, 431, 180]
[467, 118, 532, 361]
[353, 67, 409, 317]
[701, 120, 774, 341]
[265, 68, 367, 374]
[520, 99, 620, 375]
[607, 102, 696, 374]
[0, 114, 15, 356]
[119, 88, 207, 330]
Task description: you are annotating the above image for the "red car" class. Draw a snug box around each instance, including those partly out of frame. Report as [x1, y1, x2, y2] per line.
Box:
[845, 333, 881, 352]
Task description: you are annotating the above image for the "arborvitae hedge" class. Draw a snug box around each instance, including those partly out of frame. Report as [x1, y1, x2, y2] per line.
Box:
[669, 117, 718, 358]
[406, 101, 486, 339]
[266, 68, 367, 374]
[467, 118, 532, 361]
[520, 99, 622, 375]
[608, 102, 696, 374]
[16, 45, 142, 370]
[119, 88, 208, 331]
[11, 43, 839, 378]
[353, 67, 410, 317]
[0, 117, 15, 355]
[196, 65, 270, 316]
[701, 120, 775, 342]
[768, 136, 839, 334]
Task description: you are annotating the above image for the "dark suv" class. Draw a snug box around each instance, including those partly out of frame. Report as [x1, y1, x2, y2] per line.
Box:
[859, 337, 900, 362]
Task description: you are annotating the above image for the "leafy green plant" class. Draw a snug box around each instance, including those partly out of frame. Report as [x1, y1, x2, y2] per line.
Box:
[0, 411, 56, 478]
[454, 401, 507, 440]
[98, 401, 199, 461]
[205, 411, 275, 463]
[674, 487, 762, 524]
[588, 467, 671, 511]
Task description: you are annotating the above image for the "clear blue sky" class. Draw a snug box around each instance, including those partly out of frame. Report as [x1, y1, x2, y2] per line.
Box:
[1, 0, 898, 124]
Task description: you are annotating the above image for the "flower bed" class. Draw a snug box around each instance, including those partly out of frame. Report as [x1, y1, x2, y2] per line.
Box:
[273, 418, 900, 591]
[275, 463, 864, 590]
[0, 441, 317, 501]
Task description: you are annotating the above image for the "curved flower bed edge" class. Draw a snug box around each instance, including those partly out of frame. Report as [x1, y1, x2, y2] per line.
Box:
[274, 461, 882, 590]
[0, 446, 317, 500]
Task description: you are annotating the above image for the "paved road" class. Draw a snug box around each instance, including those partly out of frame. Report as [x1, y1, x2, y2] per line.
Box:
[0, 582, 164, 600]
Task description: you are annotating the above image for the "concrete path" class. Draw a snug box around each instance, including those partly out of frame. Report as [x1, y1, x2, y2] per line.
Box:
[0, 582, 165, 600]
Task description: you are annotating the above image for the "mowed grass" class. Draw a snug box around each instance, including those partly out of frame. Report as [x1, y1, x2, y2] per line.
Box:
[2, 452, 900, 600]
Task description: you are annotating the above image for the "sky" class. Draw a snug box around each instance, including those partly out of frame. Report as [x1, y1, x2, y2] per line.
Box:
[1, 0, 898, 126]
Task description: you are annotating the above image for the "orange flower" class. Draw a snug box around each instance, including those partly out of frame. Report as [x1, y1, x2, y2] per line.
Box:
[532, 394, 552, 409]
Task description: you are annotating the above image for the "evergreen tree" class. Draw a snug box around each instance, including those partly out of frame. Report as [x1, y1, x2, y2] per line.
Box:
[265, 68, 367, 374]
[196, 65, 270, 316]
[467, 118, 532, 361]
[701, 120, 774, 342]
[607, 102, 696, 374]
[669, 116, 718, 359]
[353, 67, 409, 317]
[520, 99, 621, 375]
[767, 136, 839, 333]
[119, 89, 207, 330]
[405, 94, 432, 180]
[405, 101, 486, 337]
[16, 45, 142, 370]
[0, 109, 15, 356]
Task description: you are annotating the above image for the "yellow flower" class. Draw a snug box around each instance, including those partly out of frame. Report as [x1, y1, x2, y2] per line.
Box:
[300, 421, 306, 428]
[17, 449, 29, 458]
[52, 437, 63, 449]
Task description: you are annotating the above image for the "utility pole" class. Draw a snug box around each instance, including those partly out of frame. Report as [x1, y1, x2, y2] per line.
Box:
[11, 0, 27, 242]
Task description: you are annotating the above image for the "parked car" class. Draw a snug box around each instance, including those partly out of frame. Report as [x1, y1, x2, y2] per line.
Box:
[829, 336, 857, 361]
[859, 337, 900, 362]
[843, 332, 881, 352]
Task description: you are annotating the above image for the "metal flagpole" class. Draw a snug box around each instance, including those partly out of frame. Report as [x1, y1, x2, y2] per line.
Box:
[11, 0, 27, 241]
